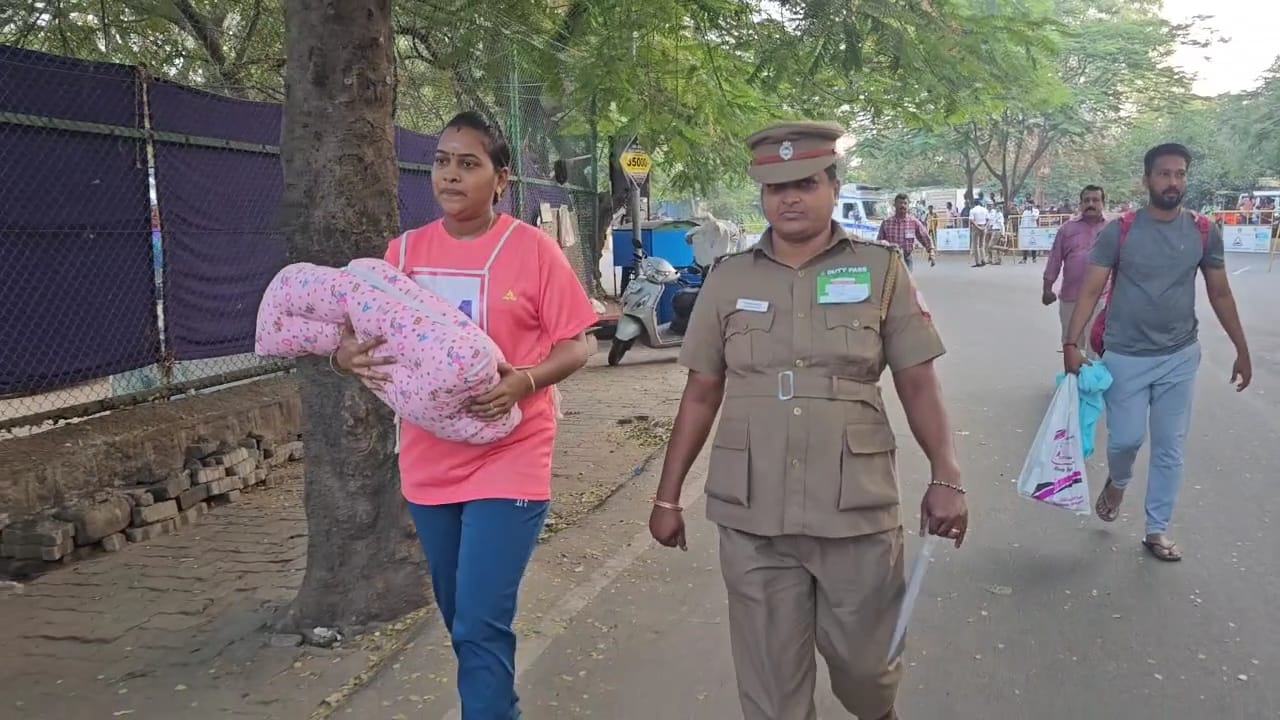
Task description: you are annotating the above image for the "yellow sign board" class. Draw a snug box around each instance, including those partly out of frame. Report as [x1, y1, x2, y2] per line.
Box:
[620, 144, 652, 184]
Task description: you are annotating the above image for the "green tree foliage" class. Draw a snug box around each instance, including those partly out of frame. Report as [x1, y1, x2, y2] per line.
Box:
[2, 0, 1055, 192]
[849, 128, 978, 191]
[1, 0, 287, 98]
[842, 0, 1280, 212]
[957, 0, 1196, 203]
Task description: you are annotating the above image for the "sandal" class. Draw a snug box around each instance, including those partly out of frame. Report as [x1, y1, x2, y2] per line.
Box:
[1095, 477, 1123, 522]
[1142, 537, 1183, 562]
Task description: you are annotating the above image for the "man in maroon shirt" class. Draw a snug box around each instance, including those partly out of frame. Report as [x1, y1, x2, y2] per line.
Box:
[1043, 185, 1108, 353]
[877, 193, 936, 270]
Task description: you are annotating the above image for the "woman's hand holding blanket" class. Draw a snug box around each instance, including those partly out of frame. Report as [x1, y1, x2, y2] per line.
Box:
[333, 322, 396, 390]
[470, 362, 534, 421]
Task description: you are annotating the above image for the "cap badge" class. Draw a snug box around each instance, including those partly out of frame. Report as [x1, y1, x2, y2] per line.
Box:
[778, 141, 794, 161]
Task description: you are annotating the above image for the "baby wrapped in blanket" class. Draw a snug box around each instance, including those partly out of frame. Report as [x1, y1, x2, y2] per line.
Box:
[254, 258, 521, 444]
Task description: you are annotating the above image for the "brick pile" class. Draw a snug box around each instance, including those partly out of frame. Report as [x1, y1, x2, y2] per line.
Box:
[0, 432, 304, 565]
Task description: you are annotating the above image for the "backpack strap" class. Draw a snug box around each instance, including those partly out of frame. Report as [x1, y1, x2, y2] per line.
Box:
[1106, 212, 1138, 300]
[1189, 211, 1212, 249]
[1117, 211, 1137, 249]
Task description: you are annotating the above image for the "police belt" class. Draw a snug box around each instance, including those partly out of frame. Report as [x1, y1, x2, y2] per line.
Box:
[725, 371, 882, 405]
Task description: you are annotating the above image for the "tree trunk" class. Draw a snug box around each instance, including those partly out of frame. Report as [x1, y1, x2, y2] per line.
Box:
[962, 155, 977, 204]
[278, 0, 428, 633]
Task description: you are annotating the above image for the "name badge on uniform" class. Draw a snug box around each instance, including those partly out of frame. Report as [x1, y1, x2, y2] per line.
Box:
[905, 229, 916, 240]
[816, 266, 872, 304]
[736, 298, 770, 312]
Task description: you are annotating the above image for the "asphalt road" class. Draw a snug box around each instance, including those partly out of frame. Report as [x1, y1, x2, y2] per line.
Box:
[345, 252, 1279, 720]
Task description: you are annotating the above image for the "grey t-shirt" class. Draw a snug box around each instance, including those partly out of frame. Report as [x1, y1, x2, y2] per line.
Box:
[1088, 209, 1225, 357]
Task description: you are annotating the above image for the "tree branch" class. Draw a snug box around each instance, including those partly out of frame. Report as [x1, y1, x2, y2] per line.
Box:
[1009, 128, 1055, 200]
[234, 0, 265, 67]
[170, 0, 229, 70]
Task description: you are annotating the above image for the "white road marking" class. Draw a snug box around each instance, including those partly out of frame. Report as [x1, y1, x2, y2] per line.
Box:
[1232, 266, 1251, 275]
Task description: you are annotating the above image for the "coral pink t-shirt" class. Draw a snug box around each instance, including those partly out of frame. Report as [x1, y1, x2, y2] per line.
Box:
[384, 215, 597, 505]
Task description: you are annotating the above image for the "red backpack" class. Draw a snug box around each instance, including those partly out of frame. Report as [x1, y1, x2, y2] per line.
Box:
[1089, 210, 1212, 356]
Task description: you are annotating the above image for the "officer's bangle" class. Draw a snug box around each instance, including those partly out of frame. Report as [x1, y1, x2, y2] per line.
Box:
[928, 480, 966, 494]
[653, 499, 683, 512]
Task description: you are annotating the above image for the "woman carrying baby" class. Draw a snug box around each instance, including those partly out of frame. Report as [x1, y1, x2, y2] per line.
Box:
[333, 111, 597, 718]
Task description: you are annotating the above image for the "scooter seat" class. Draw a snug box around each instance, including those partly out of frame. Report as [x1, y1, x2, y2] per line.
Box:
[669, 287, 700, 335]
[672, 288, 699, 315]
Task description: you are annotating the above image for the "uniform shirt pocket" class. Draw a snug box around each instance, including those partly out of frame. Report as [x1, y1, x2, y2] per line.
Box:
[819, 306, 883, 368]
[837, 422, 899, 511]
[706, 418, 750, 507]
[724, 309, 775, 371]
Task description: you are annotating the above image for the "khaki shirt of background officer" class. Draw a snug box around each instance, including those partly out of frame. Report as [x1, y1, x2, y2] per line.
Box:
[648, 121, 968, 720]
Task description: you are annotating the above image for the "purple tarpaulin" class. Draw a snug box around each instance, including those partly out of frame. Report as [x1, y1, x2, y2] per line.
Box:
[0, 45, 139, 126]
[3, 44, 579, 389]
[150, 81, 285, 360]
[517, 181, 572, 223]
[148, 79, 282, 146]
[397, 127, 441, 231]
[0, 47, 156, 395]
[155, 144, 286, 361]
[398, 169, 437, 232]
[0, 130, 156, 395]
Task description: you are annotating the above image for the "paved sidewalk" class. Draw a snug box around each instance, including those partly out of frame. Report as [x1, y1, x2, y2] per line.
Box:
[0, 346, 686, 720]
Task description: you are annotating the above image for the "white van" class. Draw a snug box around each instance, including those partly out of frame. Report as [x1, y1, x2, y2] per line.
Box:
[1238, 190, 1280, 208]
[834, 183, 889, 240]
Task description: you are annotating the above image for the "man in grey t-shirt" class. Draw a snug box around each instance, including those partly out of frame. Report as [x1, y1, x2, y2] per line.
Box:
[1061, 143, 1252, 562]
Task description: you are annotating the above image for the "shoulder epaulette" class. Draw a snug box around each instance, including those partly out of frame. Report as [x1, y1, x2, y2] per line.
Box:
[708, 248, 754, 274]
[848, 235, 900, 254]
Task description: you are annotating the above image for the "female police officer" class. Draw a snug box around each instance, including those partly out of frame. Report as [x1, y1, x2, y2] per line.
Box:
[649, 121, 968, 720]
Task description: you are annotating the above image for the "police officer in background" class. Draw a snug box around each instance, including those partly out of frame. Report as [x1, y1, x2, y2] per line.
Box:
[649, 121, 968, 720]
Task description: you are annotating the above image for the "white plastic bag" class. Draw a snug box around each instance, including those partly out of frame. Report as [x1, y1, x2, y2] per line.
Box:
[1015, 374, 1091, 515]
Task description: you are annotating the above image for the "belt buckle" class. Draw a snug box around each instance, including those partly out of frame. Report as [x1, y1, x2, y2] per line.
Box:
[777, 370, 795, 401]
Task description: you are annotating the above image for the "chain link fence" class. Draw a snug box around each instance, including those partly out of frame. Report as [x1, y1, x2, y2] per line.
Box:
[0, 39, 601, 436]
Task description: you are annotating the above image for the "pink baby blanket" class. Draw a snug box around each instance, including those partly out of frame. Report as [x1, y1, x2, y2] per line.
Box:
[254, 258, 521, 444]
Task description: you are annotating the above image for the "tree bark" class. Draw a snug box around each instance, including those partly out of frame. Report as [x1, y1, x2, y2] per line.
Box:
[278, 0, 428, 633]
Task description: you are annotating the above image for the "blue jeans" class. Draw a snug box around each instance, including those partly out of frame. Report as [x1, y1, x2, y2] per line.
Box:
[408, 499, 549, 719]
[903, 253, 914, 271]
[1102, 343, 1200, 535]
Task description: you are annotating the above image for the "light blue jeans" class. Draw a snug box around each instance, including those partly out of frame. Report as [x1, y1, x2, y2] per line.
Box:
[1102, 342, 1200, 535]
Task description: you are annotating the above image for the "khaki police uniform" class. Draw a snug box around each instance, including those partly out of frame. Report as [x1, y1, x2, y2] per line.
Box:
[969, 207, 989, 266]
[679, 122, 946, 720]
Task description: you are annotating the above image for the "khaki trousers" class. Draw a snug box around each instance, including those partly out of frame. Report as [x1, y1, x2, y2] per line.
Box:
[1059, 300, 1099, 358]
[985, 231, 1002, 264]
[718, 526, 906, 720]
[969, 227, 988, 264]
